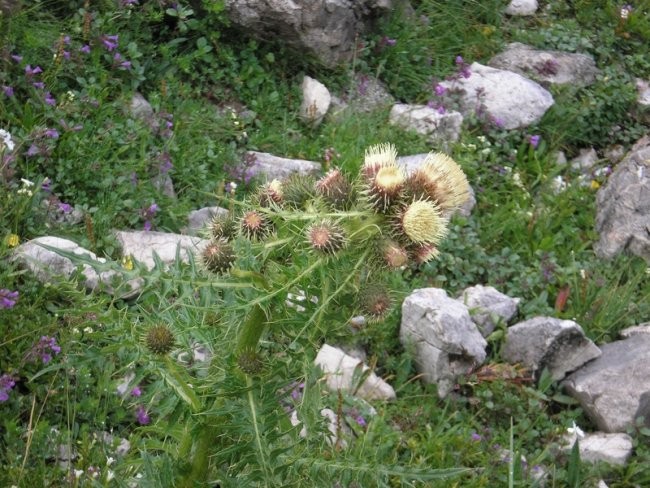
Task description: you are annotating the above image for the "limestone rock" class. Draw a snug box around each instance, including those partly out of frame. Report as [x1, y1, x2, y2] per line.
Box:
[502, 317, 601, 381]
[595, 136, 650, 261]
[129, 92, 154, 122]
[244, 151, 321, 181]
[389, 104, 463, 145]
[115, 230, 209, 271]
[563, 335, 650, 433]
[438, 63, 554, 130]
[315, 344, 396, 401]
[400, 288, 487, 398]
[504, 0, 538, 16]
[619, 323, 650, 339]
[459, 285, 520, 337]
[223, 0, 394, 67]
[570, 147, 599, 171]
[186, 206, 228, 236]
[489, 43, 599, 86]
[562, 432, 634, 466]
[300, 76, 331, 126]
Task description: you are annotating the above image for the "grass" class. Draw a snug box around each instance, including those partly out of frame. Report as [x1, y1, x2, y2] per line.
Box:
[1, 0, 650, 486]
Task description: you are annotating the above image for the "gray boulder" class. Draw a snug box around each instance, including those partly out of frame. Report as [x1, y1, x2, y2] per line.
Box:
[115, 230, 209, 271]
[595, 136, 650, 262]
[12, 236, 130, 296]
[438, 63, 554, 130]
[330, 75, 395, 117]
[562, 432, 634, 466]
[619, 323, 650, 339]
[223, 0, 394, 67]
[563, 335, 650, 433]
[129, 92, 154, 122]
[570, 147, 599, 172]
[400, 288, 487, 398]
[245, 151, 321, 181]
[459, 285, 520, 337]
[389, 104, 463, 145]
[502, 317, 601, 381]
[489, 43, 599, 86]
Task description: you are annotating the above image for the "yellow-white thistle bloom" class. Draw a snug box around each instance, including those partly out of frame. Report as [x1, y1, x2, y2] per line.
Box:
[362, 144, 405, 211]
[363, 143, 398, 172]
[407, 152, 470, 212]
[399, 200, 447, 245]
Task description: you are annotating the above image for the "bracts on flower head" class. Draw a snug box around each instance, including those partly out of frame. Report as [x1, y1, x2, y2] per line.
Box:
[145, 324, 175, 355]
[240, 210, 272, 240]
[405, 152, 470, 213]
[254, 179, 284, 207]
[306, 220, 346, 254]
[396, 199, 448, 246]
[361, 143, 405, 212]
[201, 238, 236, 274]
[357, 282, 393, 322]
[315, 169, 355, 209]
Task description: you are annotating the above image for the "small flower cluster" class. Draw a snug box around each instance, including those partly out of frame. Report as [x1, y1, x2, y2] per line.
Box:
[25, 335, 61, 364]
[0, 373, 16, 402]
[141, 202, 159, 231]
[429, 55, 473, 115]
[0, 289, 19, 309]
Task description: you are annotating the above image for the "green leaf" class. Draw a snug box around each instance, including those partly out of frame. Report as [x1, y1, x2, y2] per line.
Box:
[159, 358, 202, 412]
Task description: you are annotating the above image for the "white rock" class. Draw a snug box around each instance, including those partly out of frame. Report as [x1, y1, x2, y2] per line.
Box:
[562, 432, 633, 466]
[389, 104, 463, 144]
[314, 344, 396, 401]
[186, 206, 228, 236]
[619, 323, 650, 338]
[300, 76, 331, 126]
[504, 0, 538, 16]
[438, 63, 554, 130]
[459, 285, 520, 337]
[115, 230, 209, 271]
[245, 151, 321, 181]
[571, 147, 599, 171]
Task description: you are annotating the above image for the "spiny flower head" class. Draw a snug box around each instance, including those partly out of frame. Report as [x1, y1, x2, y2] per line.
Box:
[380, 240, 409, 269]
[145, 324, 175, 355]
[397, 200, 447, 245]
[255, 179, 284, 207]
[315, 169, 354, 209]
[283, 173, 316, 208]
[306, 220, 346, 254]
[201, 238, 236, 274]
[361, 144, 405, 212]
[208, 213, 238, 241]
[236, 349, 264, 375]
[410, 243, 440, 264]
[240, 210, 272, 240]
[362, 143, 398, 180]
[357, 283, 393, 322]
[406, 153, 469, 213]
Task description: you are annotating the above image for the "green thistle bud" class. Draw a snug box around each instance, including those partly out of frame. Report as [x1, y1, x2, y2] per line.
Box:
[357, 283, 393, 322]
[315, 169, 355, 209]
[405, 153, 470, 213]
[208, 213, 238, 241]
[236, 349, 264, 375]
[397, 200, 447, 245]
[283, 174, 316, 208]
[145, 324, 175, 355]
[240, 210, 272, 240]
[201, 238, 236, 274]
[306, 220, 346, 254]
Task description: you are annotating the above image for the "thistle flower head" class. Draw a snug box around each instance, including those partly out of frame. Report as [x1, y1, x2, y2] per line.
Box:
[406, 153, 469, 212]
[362, 147, 405, 211]
[145, 324, 175, 355]
[255, 179, 284, 207]
[315, 169, 354, 209]
[236, 349, 264, 375]
[380, 240, 409, 269]
[240, 210, 272, 240]
[306, 220, 346, 254]
[357, 283, 393, 322]
[208, 213, 238, 241]
[201, 238, 236, 274]
[398, 200, 447, 245]
[410, 242, 440, 264]
[361, 143, 398, 180]
[283, 173, 316, 208]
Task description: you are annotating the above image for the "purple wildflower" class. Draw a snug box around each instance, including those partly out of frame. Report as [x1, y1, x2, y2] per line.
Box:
[434, 84, 446, 97]
[471, 432, 481, 442]
[42, 178, 52, 192]
[2, 86, 14, 97]
[135, 405, 150, 425]
[63, 35, 71, 45]
[0, 289, 19, 309]
[142, 203, 159, 231]
[44, 92, 56, 106]
[33, 81, 45, 90]
[158, 153, 173, 173]
[58, 202, 73, 213]
[460, 65, 472, 78]
[0, 374, 16, 402]
[80, 44, 91, 54]
[455, 55, 464, 65]
[528, 134, 541, 149]
[355, 415, 367, 427]
[63, 51, 71, 60]
[45, 128, 59, 139]
[102, 35, 119, 51]
[437, 105, 446, 114]
[27, 336, 61, 364]
[131, 386, 142, 397]
[490, 116, 505, 128]
[120, 60, 132, 69]
[25, 65, 43, 76]
[11, 54, 23, 63]
[26, 144, 40, 157]
[381, 36, 397, 47]
[143, 220, 152, 232]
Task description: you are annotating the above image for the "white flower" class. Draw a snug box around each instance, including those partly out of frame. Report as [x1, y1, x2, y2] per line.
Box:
[83, 326, 93, 333]
[550, 175, 567, 194]
[0, 129, 15, 152]
[567, 421, 585, 439]
[620, 7, 631, 19]
[20, 178, 35, 187]
[106, 456, 115, 466]
[107, 470, 115, 481]
[74, 469, 84, 478]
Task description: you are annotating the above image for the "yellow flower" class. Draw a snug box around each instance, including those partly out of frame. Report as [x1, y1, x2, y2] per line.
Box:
[590, 180, 600, 190]
[4, 234, 20, 247]
[121, 255, 134, 271]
